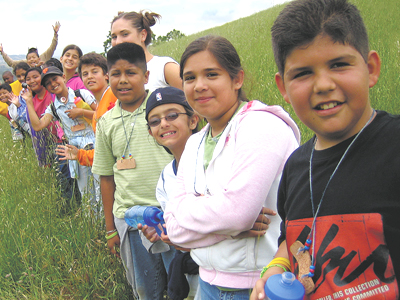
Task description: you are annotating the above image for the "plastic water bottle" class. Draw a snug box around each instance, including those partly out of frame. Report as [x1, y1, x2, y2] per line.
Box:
[73, 96, 93, 125]
[265, 272, 305, 300]
[124, 206, 166, 236]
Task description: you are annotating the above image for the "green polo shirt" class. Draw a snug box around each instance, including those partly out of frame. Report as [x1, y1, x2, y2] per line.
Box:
[92, 94, 173, 218]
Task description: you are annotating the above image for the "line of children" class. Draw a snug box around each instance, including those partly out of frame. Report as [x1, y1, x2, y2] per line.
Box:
[251, 0, 400, 299]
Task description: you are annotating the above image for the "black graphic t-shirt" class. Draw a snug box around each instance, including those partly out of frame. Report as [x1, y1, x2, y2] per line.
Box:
[278, 111, 400, 299]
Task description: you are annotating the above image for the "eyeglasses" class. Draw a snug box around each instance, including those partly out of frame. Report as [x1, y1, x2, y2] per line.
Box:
[148, 112, 188, 127]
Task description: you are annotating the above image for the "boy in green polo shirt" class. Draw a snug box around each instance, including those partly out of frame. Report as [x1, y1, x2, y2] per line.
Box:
[92, 43, 174, 299]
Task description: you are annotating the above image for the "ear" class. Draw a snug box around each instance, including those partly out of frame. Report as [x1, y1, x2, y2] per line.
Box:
[105, 73, 109, 82]
[144, 70, 149, 84]
[233, 69, 244, 91]
[148, 128, 153, 137]
[367, 50, 381, 88]
[189, 114, 200, 130]
[62, 74, 67, 83]
[140, 29, 147, 43]
[275, 72, 291, 104]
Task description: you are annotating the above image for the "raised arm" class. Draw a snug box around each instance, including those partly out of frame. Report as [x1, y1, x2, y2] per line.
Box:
[39, 22, 60, 62]
[22, 88, 53, 131]
[0, 43, 22, 68]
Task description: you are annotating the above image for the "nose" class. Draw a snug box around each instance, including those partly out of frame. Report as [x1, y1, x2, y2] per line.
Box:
[194, 76, 207, 92]
[313, 71, 335, 94]
[160, 117, 170, 128]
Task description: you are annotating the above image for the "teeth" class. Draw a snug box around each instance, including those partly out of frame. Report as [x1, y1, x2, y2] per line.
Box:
[318, 102, 339, 110]
[162, 132, 175, 137]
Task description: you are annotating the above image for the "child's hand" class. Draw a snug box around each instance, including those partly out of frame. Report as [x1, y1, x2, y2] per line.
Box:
[21, 87, 33, 104]
[53, 21, 61, 34]
[250, 265, 284, 300]
[106, 234, 121, 258]
[56, 144, 79, 160]
[137, 223, 160, 243]
[233, 207, 275, 239]
[65, 107, 83, 120]
[160, 226, 190, 251]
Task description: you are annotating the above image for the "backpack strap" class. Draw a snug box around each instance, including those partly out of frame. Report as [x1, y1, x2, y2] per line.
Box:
[50, 102, 61, 122]
[74, 89, 86, 102]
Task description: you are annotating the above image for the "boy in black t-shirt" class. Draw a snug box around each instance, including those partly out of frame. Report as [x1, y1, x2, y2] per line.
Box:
[251, 0, 399, 299]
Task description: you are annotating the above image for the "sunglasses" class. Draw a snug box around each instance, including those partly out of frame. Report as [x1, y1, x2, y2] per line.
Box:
[148, 112, 188, 127]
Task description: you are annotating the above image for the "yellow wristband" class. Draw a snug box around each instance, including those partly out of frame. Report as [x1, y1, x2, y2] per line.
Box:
[105, 231, 118, 240]
[269, 257, 291, 271]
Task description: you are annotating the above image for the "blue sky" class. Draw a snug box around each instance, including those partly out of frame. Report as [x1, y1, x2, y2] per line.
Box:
[0, 0, 288, 57]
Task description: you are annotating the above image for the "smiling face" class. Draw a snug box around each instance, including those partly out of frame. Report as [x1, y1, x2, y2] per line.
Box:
[111, 18, 146, 47]
[0, 89, 11, 104]
[81, 64, 108, 94]
[182, 50, 243, 131]
[109, 59, 148, 112]
[148, 103, 197, 155]
[15, 68, 27, 83]
[25, 70, 43, 93]
[43, 74, 67, 97]
[60, 49, 80, 71]
[27, 53, 40, 67]
[275, 35, 380, 149]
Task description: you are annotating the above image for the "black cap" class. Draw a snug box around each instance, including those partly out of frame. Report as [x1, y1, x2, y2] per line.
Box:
[145, 87, 192, 121]
[41, 66, 63, 85]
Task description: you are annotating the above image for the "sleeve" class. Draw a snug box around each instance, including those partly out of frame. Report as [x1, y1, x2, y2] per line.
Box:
[92, 118, 115, 176]
[1, 51, 22, 68]
[156, 171, 168, 212]
[80, 89, 96, 105]
[44, 104, 54, 117]
[77, 148, 94, 166]
[39, 32, 58, 62]
[0, 102, 9, 118]
[164, 112, 298, 248]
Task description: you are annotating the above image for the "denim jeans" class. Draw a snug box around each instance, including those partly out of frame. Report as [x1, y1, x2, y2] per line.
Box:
[128, 230, 175, 299]
[198, 277, 251, 300]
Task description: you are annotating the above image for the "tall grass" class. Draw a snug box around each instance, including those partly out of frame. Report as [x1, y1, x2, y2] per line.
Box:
[0, 0, 399, 298]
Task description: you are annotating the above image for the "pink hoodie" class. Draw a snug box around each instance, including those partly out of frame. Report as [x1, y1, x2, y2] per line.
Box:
[164, 100, 300, 289]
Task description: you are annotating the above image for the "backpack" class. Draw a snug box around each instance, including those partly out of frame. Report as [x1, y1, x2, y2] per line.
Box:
[50, 90, 87, 122]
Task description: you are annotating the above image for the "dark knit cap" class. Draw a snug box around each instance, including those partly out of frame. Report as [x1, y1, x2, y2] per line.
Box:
[145, 87, 192, 121]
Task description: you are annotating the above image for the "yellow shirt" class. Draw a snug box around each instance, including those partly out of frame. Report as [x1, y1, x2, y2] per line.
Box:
[0, 102, 8, 118]
[10, 80, 22, 96]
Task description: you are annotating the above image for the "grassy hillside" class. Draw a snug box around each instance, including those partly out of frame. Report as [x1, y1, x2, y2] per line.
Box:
[151, 0, 400, 142]
[0, 0, 399, 298]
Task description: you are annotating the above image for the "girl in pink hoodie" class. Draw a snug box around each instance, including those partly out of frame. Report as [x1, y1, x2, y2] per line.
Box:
[164, 35, 301, 299]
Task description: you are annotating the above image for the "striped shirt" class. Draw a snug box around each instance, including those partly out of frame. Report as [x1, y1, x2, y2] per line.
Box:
[92, 94, 173, 218]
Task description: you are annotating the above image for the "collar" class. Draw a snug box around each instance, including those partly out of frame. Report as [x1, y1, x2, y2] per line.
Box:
[54, 87, 74, 109]
[111, 90, 149, 119]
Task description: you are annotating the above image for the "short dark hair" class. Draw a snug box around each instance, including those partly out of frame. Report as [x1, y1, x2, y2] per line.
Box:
[26, 47, 39, 59]
[78, 53, 108, 77]
[61, 44, 83, 58]
[13, 62, 30, 75]
[43, 58, 63, 72]
[0, 83, 12, 92]
[106, 42, 147, 73]
[271, 0, 369, 76]
[25, 67, 43, 79]
[180, 35, 247, 102]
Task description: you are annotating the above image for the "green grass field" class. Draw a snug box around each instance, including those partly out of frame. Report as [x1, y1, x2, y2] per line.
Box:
[0, 0, 399, 298]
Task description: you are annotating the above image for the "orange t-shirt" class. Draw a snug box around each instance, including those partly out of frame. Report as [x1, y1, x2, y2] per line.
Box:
[77, 87, 117, 166]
